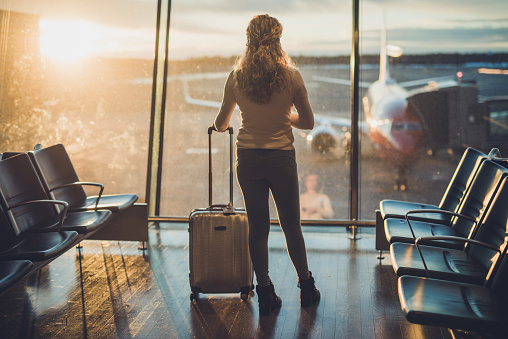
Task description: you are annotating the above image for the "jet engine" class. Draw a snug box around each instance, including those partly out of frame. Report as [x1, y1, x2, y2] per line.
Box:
[306, 124, 350, 155]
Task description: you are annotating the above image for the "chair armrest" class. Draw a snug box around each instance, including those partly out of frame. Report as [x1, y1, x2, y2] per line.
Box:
[414, 235, 502, 279]
[403, 209, 477, 240]
[8, 199, 69, 232]
[405, 209, 476, 222]
[416, 236, 501, 253]
[50, 182, 104, 209]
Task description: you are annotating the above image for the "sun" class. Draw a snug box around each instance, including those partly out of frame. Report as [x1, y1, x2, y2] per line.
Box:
[39, 19, 103, 61]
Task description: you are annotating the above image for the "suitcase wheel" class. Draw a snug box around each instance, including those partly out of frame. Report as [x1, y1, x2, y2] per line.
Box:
[240, 286, 253, 301]
[190, 292, 198, 301]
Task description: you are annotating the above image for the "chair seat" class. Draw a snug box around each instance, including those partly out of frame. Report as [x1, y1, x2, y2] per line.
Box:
[379, 200, 449, 224]
[0, 260, 33, 294]
[390, 242, 488, 284]
[27, 209, 111, 235]
[384, 218, 459, 246]
[70, 194, 138, 213]
[63, 210, 112, 234]
[0, 231, 78, 261]
[398, 275, 508, 333]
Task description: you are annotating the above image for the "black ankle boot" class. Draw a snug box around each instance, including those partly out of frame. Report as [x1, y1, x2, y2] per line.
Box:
[256, 282, 282, 316]
[299, 271, 320, 307]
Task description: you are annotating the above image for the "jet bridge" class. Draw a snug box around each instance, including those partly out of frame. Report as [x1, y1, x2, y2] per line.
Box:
[406, 80, 491, 154]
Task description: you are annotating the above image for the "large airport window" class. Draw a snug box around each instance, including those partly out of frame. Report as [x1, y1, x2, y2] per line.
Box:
[160, 3, 353, 219]
[358, 1, 508, 220]
[2, 1, 506, 223]
[0, 1, 156, 201]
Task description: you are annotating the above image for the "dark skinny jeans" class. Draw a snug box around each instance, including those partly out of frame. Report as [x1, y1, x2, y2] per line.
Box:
[236, 148, 309, 287]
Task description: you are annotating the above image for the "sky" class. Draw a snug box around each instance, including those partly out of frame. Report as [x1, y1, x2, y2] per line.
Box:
[2, 0, 508, 60]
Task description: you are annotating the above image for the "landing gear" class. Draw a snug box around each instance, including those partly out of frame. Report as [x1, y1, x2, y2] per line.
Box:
[393, 177, 408, 191]
[394, 170, 408, 191]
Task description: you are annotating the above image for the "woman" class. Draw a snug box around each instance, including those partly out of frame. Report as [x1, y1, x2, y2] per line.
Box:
[300, 173, 334, 220]
[213, 14, 319, 316]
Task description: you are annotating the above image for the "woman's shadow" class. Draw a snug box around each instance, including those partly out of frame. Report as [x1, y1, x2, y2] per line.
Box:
[296, 302, 320, 338]
[255, 303, 282, 337]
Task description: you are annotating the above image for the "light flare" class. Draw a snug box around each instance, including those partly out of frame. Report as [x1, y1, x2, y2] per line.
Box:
[39, 19, 103, 61]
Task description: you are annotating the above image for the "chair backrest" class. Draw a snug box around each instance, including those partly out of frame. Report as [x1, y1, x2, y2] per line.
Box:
[467, 177, 508, 273]
[0, 203, 18, 252]
[0, 153, 59, 235]
[0, 152, 23, 160]
[439, 147, 487, 211]
[28, 144, 87, 207]
[451, 159, 508, 238]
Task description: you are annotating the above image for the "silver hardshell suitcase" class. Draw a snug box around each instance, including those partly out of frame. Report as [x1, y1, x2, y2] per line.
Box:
[188, 126, 254, 301]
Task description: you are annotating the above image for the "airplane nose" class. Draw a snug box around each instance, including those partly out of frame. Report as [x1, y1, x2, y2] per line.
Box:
[392, 132, 422, 153]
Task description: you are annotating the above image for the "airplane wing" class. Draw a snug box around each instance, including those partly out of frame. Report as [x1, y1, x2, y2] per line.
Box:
[179, 71, 237, 110]
[314, 113, 369, 135]
[313, 76, 371, 89]
[314, 114, 350, 128]
[313, 74, 457, 89]
[181, 78, 223, 109]
[398, 75, 457, 88]
[179, 71, 231, 81]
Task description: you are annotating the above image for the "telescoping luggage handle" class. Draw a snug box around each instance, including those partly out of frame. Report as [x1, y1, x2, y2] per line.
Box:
[208, 126, 235, 215]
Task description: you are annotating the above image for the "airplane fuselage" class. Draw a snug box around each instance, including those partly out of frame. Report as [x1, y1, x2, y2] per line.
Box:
[363, 79, 426, 171]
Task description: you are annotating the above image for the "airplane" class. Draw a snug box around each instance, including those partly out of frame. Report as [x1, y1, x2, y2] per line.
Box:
[311, 25, 458, 191]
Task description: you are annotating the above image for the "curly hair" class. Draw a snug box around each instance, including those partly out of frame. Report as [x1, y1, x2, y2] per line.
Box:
[234, 14, 295, 104]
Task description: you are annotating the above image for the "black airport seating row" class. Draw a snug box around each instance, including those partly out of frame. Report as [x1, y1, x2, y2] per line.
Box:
[377, 147, 508, 336]
[0, 144, 138, 296]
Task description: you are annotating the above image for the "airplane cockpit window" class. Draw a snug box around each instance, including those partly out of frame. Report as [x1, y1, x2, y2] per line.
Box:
[391, 122, 422, 131]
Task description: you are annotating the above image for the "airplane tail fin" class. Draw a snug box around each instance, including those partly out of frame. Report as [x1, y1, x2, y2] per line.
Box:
[379, 19, 389, 82]
[379, 13, 403, 83]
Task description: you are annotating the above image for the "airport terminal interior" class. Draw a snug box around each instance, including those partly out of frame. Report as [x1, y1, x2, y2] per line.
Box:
[1, 0, 508, 338]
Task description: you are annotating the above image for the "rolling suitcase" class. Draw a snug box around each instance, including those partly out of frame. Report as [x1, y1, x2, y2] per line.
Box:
[188, 126, 254, 301]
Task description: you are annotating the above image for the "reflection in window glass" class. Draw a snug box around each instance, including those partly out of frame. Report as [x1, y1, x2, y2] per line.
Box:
[359, 0, 508, 220]
[487, 101, 508, 141]
[0, 1, 156, 200]
[160, 3, 352, 219]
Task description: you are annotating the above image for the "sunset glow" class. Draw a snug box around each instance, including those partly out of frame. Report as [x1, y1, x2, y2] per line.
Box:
[39, 19, 105, 61]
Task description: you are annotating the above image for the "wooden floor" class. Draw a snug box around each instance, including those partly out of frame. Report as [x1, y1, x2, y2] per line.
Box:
[0, 224, 456, 339]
